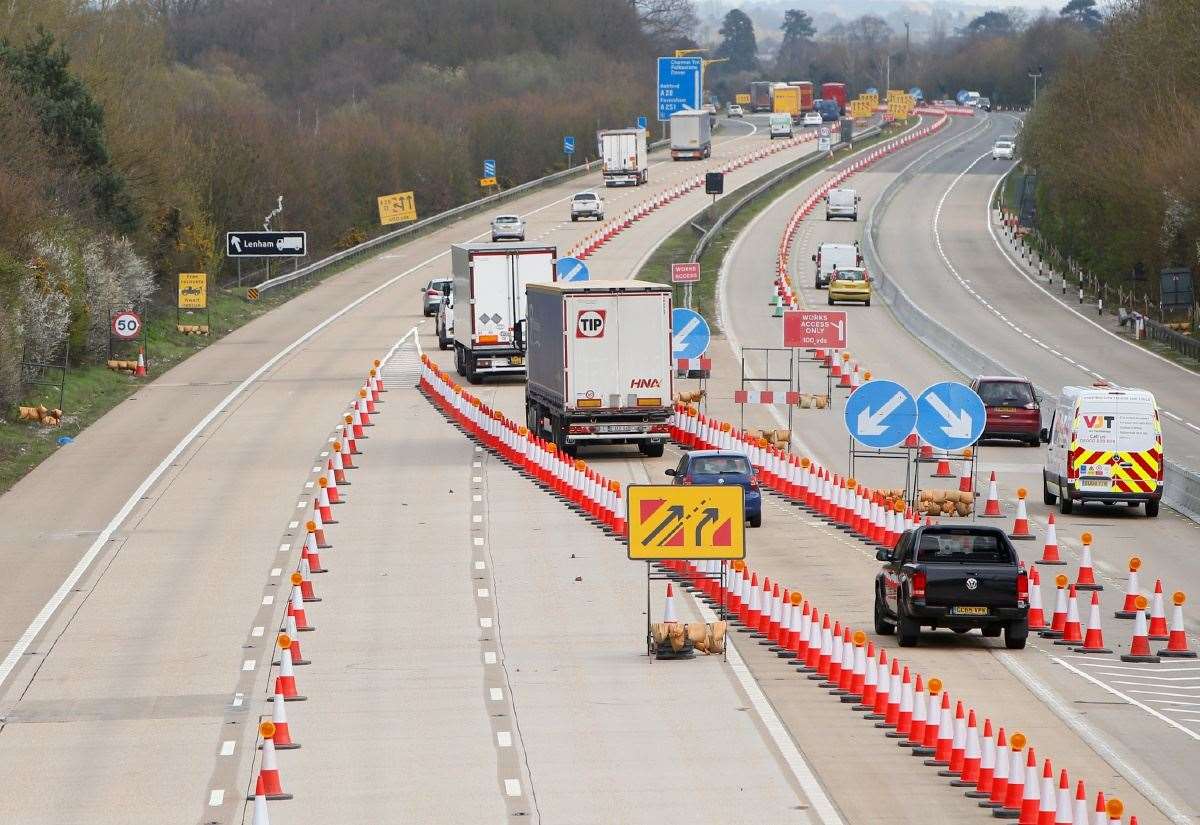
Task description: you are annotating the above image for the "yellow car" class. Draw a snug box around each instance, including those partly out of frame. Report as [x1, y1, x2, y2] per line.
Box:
[828, 267, 871, 305]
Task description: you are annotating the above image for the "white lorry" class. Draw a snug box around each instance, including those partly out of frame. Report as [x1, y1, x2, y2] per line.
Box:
[670, 109, 712, 160]
[451, 242, 556, 383]
[598, 128, 648, 186]
[525, 280, 673, 456]
[812, 241, 862, 288]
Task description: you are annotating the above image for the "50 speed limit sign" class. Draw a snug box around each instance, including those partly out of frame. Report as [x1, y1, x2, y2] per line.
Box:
[110, 310, 142, 340]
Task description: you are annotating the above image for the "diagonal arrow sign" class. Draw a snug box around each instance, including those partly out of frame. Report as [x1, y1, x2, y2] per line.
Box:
[672, 317, 700, 353]
[643, 505, 685, 546]
[925, 392, 974, 439]
[693, 507, 719, 545]
[856, 391, 906, 436]
[561, 261, 584, 281]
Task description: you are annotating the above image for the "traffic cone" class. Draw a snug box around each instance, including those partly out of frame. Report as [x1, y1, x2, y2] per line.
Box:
[341, 417, 360, 457]
[250, 775, 270, 824]
[877, 658, 901, 724]
[999, 736, 1029, 816]
[884, 665, 912, 734]
[135, 347, 147, 377]
[981, 728, 1010, 808]
[301, 522, 327, 573]
[933, 453, 954, 478]
[923, 691, 954, 766]
[1041, 574, 1069, 638]
[1159, 591, 1197, 658]
[275, 615, 308, 665]
[297, 558, 320, 602]
[843, 631, 868, 699]
[853, 642, 877, 707]
[1074, 532, 1102, 591]
[1071, 782, 1089, 825]
[250, 722, 293, 800]
[1039, 514, 1064, 564]
[1116, 556, 1141, 618]
[1008, 488, 1035, 540]
[980, 471, 1003, 517]
[1074, 591, 1112, 653]
[1091, 793, 1107, 825]
[273, 634, 306, 701]
[866, 649, 889, 719]
[959, 454, 974, 493]
[912, 677, 940, 756]
[329, 443, 350, 486]
[662, 582, 678, 623]
[268, 686, 300, 749]
[1053, 771, 1073, 825]
[950, 709, 982, 787]
[900, 674, 927, 743]
[1148, 579, 1169, 640]
[1054, 586, 1084, 645]
[310, 504, 332, 549]
[316, 481, 337, 524]
[1121, 596, 1161, 663]
[966, 719, 995, 798]
[1027, 566, 1047, 631]
[936, 700, 967, 776]
[286, 574, 314, 631]
[1034, 759, 1055, 825]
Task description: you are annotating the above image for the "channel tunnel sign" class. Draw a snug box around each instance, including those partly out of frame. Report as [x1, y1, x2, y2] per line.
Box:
[627, 485, 745, 560]
[783, 310, 846, 349]
[657, 56, 702, 122]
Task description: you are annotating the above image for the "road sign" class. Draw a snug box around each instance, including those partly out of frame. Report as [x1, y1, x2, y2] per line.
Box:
[657, 56, 702, 122]
[111, 310, 142, 340]
[556, 256, 590, 283]
[479, 177, 498, 187]
[637, 116, 648, 130]
[915, 382, 986, 451]
[735, 93, 751, 105]
[177, 273, 207, 309]
[844, 379, 917, 449]
[563, 136, 575, 155]
[483, 159, 496, 178]
[377, 191, 417, 225]
[226, 231, 307, 258]
[783, 310, 846, 349]
[671, 262, 700, 284]
[671, 308, 710, 359]
[705, 172, 724, 195]
[627, 485, 745, 560]
[818, 137, 831, 152]
[576, 308, 606, 338]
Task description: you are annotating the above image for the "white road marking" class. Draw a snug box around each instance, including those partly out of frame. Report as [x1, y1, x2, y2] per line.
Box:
[475, 561, 487, 570]
[474, 537, 484, 546]
[220, 740, 235, 756]
[252, 626, 264, 637]
[477, 588, 490, 597]
[504, 779, 522, 797]
[489, 687, 503, 701]
[261, 596, 274, 606]
[473, 494, 482, 502]
[480, 617, 493, 628]
[296, 501, 306, 509]
[304, 481, 314, 488]
[231, 693, 244, 708]
[472, 515, 483, 523]
[311, 466, 320, 473]
[270, 568, 281, 577]
[483, 651, 497, 664]
[472, 476, 482, 483]
[278, 543, 290, 553]
[208, 790, 224, 807]
[242, 659, 256, 671]
[287, 521, 299, 529]
[497, 731, 513, 747]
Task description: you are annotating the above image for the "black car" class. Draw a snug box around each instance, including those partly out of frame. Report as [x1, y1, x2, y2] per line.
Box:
[874, 525, 1028, 649]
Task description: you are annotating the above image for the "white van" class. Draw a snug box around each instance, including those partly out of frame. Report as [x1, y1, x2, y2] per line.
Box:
[1042, 384, 1164, 516]
[812, 242, 862, 289]
[769, 112, 794, 139]
[825, 188, 860, 221]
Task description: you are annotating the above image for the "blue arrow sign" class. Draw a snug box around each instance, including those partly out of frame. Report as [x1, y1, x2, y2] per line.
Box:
[637, 115, 648, 130]
[657, 56, 702, 122]
[563, 136, 575, 155]
[915, 382, 986, 451]
[483, 159, 496, 178]
[671, 308, 710, 359]
[843, 380, 917, 449]
[556, 256, 589, 283]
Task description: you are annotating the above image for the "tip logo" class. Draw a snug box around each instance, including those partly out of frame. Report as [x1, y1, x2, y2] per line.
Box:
[576, 309, 606, 338]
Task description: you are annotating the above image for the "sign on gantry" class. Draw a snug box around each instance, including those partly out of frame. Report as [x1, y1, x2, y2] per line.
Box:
[627, 485, 745, 560]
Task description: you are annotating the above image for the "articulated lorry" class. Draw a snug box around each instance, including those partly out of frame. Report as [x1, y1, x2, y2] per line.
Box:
[597, 128, 648, 186]
[670, 109, 712, 160]
[451, 242, 556, 384]
[525, 280, 673, 456]
[750, 81, 773, 113]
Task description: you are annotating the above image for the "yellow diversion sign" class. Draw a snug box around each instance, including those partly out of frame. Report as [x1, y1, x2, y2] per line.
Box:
[377, 191, 417, 225]
[627, 485, 745, 560]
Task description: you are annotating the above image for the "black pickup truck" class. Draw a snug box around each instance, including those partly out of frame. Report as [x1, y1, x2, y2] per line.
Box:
[874, 525, 1029, 649]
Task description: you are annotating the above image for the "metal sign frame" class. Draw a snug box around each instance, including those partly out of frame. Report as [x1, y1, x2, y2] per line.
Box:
[739, 347, 795, 445]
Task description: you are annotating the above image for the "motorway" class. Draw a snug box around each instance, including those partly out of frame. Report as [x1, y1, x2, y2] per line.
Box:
[2, 108, 1198, 825]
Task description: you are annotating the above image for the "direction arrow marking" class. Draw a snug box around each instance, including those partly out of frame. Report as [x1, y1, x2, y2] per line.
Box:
[231, 236, 241, 253]
[693, 507, 719, 545]
[926, 393, 974, 439]
[643, 505, 685, 545]
[672, 317, 701, 353]
[856, 391, 907, 436]
[562, 262, 584, 281]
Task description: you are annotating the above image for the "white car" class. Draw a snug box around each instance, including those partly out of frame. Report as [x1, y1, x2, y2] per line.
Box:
[570, 191, 604, 221]
[802, 111, 823, 127]
[728, 104, 744, 118]
[992, 139, 1015, 160]
[490, 214, 525, 242]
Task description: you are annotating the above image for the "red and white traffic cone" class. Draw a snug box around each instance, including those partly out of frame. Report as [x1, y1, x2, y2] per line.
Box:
[1071, 782, 1089, 825]
[135, 347, 147, 377]
[316, 481, 337, 524]
[1041, 574, 1069, 638]
[273, 634, 306, 701]
[373, 359, 386, 392]
[852, 642, 877, 707]
[937, 700, 967, 777]
[250, 722, 293, 800]
[883, 665, 912, 733]
[1054, 585, 1084, 645]
[1033, 758, 1055, 825]
[923, 691, 954, 767]
[342, 415, 361, 454]
[912, 677, 940, 756]
[297, 558, 320, 602]
[1091, 793, 1107, 825]
[250, 775, 271, 824]
[286, 575, 314, 632]
[301, 523, 327, 574]
[1053, 770, 1073, 825]
[900, 674, 927, 743]
[1074, 591, 1112, 654]
[1159, 591, 1197, 658]
[933, 452, 954, 478]
[1074, 532, 1102, 591]
[1148, 579, 1169, 640]
[1008, 487, 1035, 539]
[980, 471, 1003, 517]
[1121, 596, 1161, 663]
[1115, 556, 1141, 618]
[310, 509, 331, 549]
[866, 649, 890, 719]
[1027, 566, 1047, 631]
[1000, 738, 1029, 816]
[662, 583, 678, 623]
[1039, 514, 1064, 564]
[357, 389, 374, 425]
[268, 685, 300, 749]
[966, 718, 995, 799]
[950, 709, 982, 788]
[958, 454, 974, 494]
[982, 728, 1011, 809]
[329, 444, 350, 486]
[276, 614, 308, 665]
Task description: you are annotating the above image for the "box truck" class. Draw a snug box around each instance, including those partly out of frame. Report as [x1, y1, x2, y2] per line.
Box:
[772, 85, 802, 122]
[451, 242, 556, 384]
[597, 128, 648, 186]
[670, 109, 712, 160]
[788, 81, 815, 112]
[821, 82, 848, 114]
[750, 81, 773, 112]
[525, 280, 673, 456]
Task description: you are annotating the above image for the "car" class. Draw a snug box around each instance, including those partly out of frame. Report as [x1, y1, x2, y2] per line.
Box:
[978, 97, 992, 112]
[728, 104, 744, 118]
[992, 139, 1015, 160]
[827, 267, 871, 306]
[970, 376, 1042, 446]
[802, 111, 823, 127]
[490, 214, 525, 242]
[421, 277, 452, 316]
[812, 241, 861, 289]
[436, 293, 454, 350]
[825, 187, 860, 221]
[874, 524, 1030, 649]
[570, 191, 604, 221]
[665, 450, 762, 528]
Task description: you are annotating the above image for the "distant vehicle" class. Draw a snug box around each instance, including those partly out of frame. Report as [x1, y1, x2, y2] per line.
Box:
[490, 214, 525, 242]
[812, 241, 861, 289]
[820, 82, 848, 114]
[827, 267, 871, 306]
[992, 139, 1015, 160]
[525, 280, 673, 457]
[1042, 383, 1164, 516]
[750, 81, 773, 112]
[728, 103, 744, 118]
[814, 99, 841, 122]
[786, 80, 814, 112]
[597, 128, 648, 186]
[802, 111, 823, 127]
[570, 191, 605, 221]
[908, 86, 924, 103]
[961, 91, 981, 107]
[451, 242, 555, 383]
[970, 376, 1042, 446]
[825, 187, 860, 222]
[772, 84, 801, 121]
[978, 96, 992, 112]
[436, 292, 454, 350]
[768, 112, 794, 139]
[666, 450, 762, 528]
[874, 524, 1030, 649]
[421, 277, 452, 316]
[670, 109, 712, 160]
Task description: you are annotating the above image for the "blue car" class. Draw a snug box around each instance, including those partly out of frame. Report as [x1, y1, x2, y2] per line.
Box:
[664, 450, 762, 527]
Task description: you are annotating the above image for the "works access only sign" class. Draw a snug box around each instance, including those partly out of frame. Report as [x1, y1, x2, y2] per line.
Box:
[783, 309, 846, 349]
[627, 485, 745, 560]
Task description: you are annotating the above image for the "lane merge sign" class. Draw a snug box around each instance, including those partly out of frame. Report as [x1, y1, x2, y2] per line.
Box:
[111, 310, 142, 340]
[483, 159, 496, 178]
[657, 56, 702, 122]
[563, 136, 575, 155]
[915, 382, 986, 451]
[783, 310, 846, 349]
[226, 231, 307, 258]
[844, 379, 917, 449]
[556, 256, 590, 283]
[671, 262, 700, 283]
[627, 485, 745, 560]
[671, 308, 710, 359]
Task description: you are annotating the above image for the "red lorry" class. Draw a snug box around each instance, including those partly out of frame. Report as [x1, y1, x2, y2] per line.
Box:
[821, 82, 848, 115]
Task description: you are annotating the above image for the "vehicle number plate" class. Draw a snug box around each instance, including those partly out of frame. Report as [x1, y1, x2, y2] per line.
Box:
[1079, 477, 1111, 489]
[951, 606, 988, 616]
[600, 424, 642, 434]
[509, 356, 524, 365]
[995, 407, 1015, 413]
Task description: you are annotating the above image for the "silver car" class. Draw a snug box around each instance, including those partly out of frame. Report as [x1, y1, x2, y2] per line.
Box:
[992, 139, 1015, 160]
[490, 214, 525, 242]
[421, 278, 452, 316]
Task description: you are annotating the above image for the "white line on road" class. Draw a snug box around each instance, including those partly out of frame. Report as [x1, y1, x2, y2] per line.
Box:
[208, 790, 224, 807]
[497, 731, 512, 747]
[251, 626, 264, 637]
[242, 659, 256, 672]
[504, 779, 522, 797]
[287, 521, 298, 529]
[220, 740, 235, 756]
[490, 688, 503, 701]
[261, 596, 273, 606]
[270, 568, 281, 577]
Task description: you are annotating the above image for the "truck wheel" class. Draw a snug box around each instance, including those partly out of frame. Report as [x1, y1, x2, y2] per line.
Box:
[571, 215, 577, 222]
[639, 442, 665, 458]
[1146, 499, 1160, 517]
[454, 345, 465, 378]
[1042, 472, 1057, 505]
[465, 354, 480, 385]
[1004, 620, 1028, 650]
[1058, 493, 1074, 515]
[897, 612, 920, 647]
[864, 299, 870, 307]
[438, 334, 450, 351]
[874, 593, 895, 635]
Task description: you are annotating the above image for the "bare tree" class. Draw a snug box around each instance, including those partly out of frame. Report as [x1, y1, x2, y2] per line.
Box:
[630, 0, 698, 47]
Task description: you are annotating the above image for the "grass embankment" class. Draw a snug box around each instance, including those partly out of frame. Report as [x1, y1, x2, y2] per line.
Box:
[636, 119, 914, 326]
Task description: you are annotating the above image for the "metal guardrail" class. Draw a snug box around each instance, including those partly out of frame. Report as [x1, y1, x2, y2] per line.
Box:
[252, 138, 671, 296]
[1144, 317, 1200, 362]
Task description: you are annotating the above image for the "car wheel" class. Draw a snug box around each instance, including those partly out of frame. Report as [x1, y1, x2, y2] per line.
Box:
[981, 625, 1002, 638]
[571, 215, 577, 222]
[1146, 499, 1160, 517]
[748, 512, 762, 528]
[1059, 493, 1074, 515]
[897, 612, 920, 647]
[438, 335, 450, 351]
[1004, 620, 1028, 650]
[864, 299, 871, 307]
[1042, 474, 1057, 505]
[827, 295, 834, 305]
[638, 442, 665, 458]
[1027, 436, 1040, 447]
[874, 592, 895, 635]
[825, 213, 830, 221]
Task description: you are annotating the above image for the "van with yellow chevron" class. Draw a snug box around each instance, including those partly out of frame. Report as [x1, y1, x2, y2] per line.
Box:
[1041, 383, 1163, 517]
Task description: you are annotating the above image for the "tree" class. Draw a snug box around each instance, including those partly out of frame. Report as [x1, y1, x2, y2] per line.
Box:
[963, 11, 1016, 39]
[775, 9, 816, 78]
[1060, 0, 1103, 31]
[630, 0, 699, 49]
[714, 9, 758, 73]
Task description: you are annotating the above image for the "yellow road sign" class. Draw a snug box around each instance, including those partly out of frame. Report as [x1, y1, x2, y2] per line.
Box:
[479, 176, 498, 187]
[627, 484, 745, 560]
[177, 273, 207, 309]
[735, 93, 750, 105]
[377, 191, 417, 225]
[246, 287, 260, 301]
